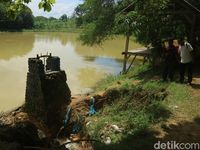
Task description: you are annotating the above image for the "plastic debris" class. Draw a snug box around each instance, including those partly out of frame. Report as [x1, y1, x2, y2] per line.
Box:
[104, 137, 111, 145]
[72, 113, 84, 134]
[72, 123, 80, 134]
[110, 124, 123, 133]
[37, 129, 46, 139]
[174, 105, 178, 109]
[89, 97, 96, 116]
[86, 121, 92, 126]
[63, 107, 72, 128]
[65, 139, 72, 149]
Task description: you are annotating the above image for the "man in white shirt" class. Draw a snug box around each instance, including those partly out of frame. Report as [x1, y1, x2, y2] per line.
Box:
[179, 38, 194, 85]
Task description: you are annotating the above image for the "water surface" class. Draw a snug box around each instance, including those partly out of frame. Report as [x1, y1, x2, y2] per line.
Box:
[0, 32, 142, 112]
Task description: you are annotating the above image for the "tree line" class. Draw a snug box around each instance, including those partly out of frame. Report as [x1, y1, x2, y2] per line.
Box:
[0, 1, 74, 31]
[0, 0, 34, 30]
[34, 15, 77, 32]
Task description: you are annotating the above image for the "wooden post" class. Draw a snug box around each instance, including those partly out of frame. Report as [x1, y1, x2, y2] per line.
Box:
[122, 34, 130, 73]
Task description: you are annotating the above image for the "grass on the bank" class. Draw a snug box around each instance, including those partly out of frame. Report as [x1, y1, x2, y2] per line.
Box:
[23, 18, 81, 33]
[86, 64, 194, 150]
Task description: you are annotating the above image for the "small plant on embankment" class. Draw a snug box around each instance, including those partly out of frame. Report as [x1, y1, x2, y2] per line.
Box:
[86, 64, 192, 150]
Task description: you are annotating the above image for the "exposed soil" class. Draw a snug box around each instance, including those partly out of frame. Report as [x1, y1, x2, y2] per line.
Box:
[153, 76, 200, 143]
[0, 92, 107, 150]
[1, 75, 200, 150]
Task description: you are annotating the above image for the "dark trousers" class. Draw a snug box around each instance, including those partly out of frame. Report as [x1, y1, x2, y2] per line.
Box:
[179, 62, 193, 83]
[162, 62, 175, 81]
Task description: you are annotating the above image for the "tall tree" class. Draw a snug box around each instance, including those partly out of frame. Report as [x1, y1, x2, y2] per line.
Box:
[75, 0, 199, 46]
[60, 14, 68, 21]
[0, 1, 34, 30]
[74, 0, 200, 72]
[76, 0, 116, 45]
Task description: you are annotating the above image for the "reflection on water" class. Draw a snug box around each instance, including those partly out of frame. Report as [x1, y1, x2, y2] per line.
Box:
[0, 32, 142, 112]
[77, 67, 106, 88]
[0, 32, 35, 60]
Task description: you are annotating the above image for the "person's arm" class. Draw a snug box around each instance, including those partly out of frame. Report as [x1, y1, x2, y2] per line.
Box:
[178, 46, 181, 54]
[186, 42, 193, 52]
[177, 46, 181, 63]
[186, 42, 194, 62]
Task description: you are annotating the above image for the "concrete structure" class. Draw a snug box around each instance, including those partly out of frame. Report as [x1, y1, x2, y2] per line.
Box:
[25, 54, 71, 127]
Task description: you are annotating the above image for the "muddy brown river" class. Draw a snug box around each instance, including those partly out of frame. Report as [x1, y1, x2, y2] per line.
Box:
[0, 32, 142, 112]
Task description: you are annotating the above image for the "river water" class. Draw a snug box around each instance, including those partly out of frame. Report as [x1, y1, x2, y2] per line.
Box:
[0, 32, 142, 112]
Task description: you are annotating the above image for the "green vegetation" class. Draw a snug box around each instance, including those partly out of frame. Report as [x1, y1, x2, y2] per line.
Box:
[85, 64, 196, 150]
[75, 0, 199, 46]
[26, 16, 79, 32]
[0, 0, 78, 32]
[7, 0, 55, 13]
[0, 1, 34, 31]
[0, 4, 79, 32]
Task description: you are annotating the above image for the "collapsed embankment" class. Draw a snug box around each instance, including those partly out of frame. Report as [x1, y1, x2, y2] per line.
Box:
[0, 84, 168, 150]
[0, 64, 167, 150]
[82, 64, 200, 150]
[1, 64, 198, 150]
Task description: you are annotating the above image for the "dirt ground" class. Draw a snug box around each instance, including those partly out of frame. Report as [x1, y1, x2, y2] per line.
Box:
[153, 76, 200, 144]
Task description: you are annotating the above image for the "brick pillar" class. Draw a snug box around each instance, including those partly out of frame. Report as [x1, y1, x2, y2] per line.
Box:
[25, 58, 46, 120]
[46, 56, 60, 71]
[25, 56, 71, 134]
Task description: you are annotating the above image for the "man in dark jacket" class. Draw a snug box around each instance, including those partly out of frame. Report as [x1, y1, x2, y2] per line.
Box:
[162, 39, 179, 81]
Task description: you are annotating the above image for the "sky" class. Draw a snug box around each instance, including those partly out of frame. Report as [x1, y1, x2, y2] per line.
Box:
[27, 0, 83, 18]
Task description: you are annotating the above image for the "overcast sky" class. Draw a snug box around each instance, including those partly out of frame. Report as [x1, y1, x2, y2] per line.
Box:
[27, 0, 83, 18]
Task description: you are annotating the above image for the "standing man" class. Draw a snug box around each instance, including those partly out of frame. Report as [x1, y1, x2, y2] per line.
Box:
[179, 38, 194, 85]
[162, 39, 178, 82]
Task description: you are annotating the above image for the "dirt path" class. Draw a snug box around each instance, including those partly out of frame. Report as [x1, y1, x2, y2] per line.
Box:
[190, 77, 200, 96]
[154, 77, 200, 143]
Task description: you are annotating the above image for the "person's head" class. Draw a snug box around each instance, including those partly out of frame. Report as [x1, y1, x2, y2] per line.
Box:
[163, 39, 169, 49]
[173, 39, 179, 47]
